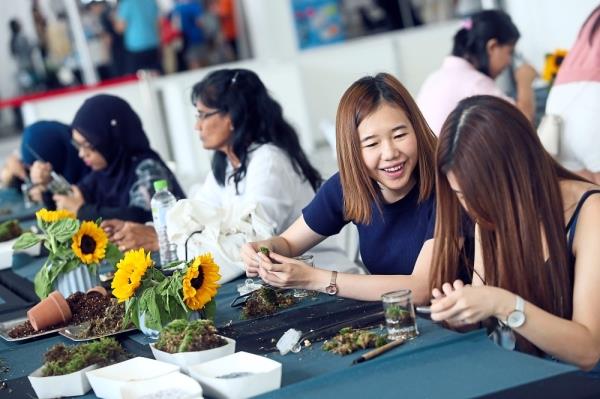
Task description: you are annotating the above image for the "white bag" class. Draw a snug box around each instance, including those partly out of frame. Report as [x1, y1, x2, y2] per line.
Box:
[537, 114, 562, 157]
[166, 199, 276, 283]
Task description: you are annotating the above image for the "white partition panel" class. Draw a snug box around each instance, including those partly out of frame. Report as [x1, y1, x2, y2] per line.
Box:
[393, 21, 458, 96]
[21, 81, 172, 164]
[298, 36, 399, 146]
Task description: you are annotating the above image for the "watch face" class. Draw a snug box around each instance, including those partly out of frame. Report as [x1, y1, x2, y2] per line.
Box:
[507, 310, 525, 328]
[325, 285, 338, 295]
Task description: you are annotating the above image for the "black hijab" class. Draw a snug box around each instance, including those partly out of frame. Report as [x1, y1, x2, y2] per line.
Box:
[21, 120, 89, 184]
[72, 94, 184, 213]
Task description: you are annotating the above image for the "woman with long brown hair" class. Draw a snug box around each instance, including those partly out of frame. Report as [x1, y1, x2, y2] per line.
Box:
[430, 95, 600, 371]
[241, 73, 438, 302]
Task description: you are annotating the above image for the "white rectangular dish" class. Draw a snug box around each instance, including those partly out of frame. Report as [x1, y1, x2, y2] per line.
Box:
[29, 364, 98, 399]
[188, 351, 282, 399]
[150, 336, 235, 373]
[86, 357, 180, 399]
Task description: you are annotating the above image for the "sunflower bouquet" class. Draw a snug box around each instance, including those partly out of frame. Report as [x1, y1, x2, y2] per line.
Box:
[12, 209, 121, 298]
[542, 49, 568, 83]
[111, 249, 221, 332]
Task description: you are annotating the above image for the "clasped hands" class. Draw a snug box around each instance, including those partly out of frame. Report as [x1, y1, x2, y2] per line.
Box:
[241, 243, 315, 289]
[101, 220, 159, 252]
[430, 280, 513, 327]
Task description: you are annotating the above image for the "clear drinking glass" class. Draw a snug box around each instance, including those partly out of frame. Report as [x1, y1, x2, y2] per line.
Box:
[292, 254, 314, 298]
[21, 182, 33, 208]
[381, 289, 419, 341]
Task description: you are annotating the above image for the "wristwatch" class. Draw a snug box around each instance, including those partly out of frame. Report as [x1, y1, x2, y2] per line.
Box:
[506, 295, 526, 328]
[325, 271, 338, 296]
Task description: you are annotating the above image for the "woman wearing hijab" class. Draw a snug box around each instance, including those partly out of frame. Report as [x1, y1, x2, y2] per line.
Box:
[54, 94, 184, 222]
[23, 121, 90, 204]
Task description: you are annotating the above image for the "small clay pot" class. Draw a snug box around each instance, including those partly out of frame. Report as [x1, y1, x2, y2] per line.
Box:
[27, 291, 72, 331]
[86, 286, 108, 297]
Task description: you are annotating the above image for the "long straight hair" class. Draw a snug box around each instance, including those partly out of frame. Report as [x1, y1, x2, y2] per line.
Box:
[336, 73, 437, 224]
[431, 95, 586, 354]
[191, 68, 322, 192]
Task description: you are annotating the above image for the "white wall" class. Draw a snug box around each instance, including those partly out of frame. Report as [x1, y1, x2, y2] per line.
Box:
[505, 0, 598, 71]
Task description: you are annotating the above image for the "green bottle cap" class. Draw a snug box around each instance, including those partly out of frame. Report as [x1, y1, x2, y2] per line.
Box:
[153, 180, 167, 191]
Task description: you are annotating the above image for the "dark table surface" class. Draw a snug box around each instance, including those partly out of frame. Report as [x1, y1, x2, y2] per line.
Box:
[0, 191, 599, 398]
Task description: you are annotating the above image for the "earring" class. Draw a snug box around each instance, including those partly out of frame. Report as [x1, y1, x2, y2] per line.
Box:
[230, 125, 234, 131]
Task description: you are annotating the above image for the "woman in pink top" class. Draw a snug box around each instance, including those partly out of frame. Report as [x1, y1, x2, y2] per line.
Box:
[546, 6, 600, 184]
[417, 10, 537, 135]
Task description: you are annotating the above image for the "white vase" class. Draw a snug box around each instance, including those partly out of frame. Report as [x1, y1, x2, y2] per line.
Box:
[138, 312, 161, 339]
[55, 264, 99, 298]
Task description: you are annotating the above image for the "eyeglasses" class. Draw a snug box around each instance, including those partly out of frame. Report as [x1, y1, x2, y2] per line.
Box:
[195, 109, 220, 121]
[71, 139, 95, 152]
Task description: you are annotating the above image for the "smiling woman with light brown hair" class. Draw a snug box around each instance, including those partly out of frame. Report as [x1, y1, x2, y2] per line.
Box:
[242, 73, 439, 303]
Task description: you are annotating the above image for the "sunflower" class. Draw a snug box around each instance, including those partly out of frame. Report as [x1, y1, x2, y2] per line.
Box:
[36, 208, 76, 223]
[71, 221, 108, 264]
[112, 248, 153, 302]
[182, 253, 221, 310]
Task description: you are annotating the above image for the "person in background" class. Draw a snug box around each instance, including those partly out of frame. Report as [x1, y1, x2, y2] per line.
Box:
[430, 95, 600, 373]
[172, 0, 206, 69]
[8, 18, 38, 93]
[0, 121, 89, 199]
[242, 73, 438, 303]
[417, 9, 537, 134]
[54, 94, 184, 222]
[101, 69, 322, 264]
[217, 0, 237, 58]
[545, 6, 600, 184]
[22, 121, 90, 205]
[100, 2, 127, 77]
[115, 0, 162, 74]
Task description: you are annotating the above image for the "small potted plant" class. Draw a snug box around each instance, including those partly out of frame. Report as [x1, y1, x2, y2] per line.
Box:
[27, 290, 72, 331]
[28, 337, 128, 399]
[112, 249, 221, 337]
[150, 319, 235, 373]
[12, 209, 122, 299]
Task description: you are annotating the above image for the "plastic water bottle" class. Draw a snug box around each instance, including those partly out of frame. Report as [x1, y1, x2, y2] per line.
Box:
[151, 180, 177, 266]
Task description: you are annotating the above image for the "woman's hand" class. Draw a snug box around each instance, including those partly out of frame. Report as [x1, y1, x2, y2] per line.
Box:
[101, 220, 158, 252]
[241, 241, 272, 277]
[30, 161, 52, 185]
[515, 63, 537, 87]
[430, 281, 513, 326]
[257, 251, 316, 289]
[53, 185, 84, 214]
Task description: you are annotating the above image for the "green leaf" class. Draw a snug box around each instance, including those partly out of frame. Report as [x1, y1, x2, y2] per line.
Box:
[124, 296, 140, 329]
[203, 299, 216, 321]
[12, 232, 42, 250]
[34, 263, 52, 299]
[104, 244, 122, 267]
[47, 219, 80, 243]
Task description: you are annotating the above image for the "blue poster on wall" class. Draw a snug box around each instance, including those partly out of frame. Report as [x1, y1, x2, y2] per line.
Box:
[292, 0, 345, 49]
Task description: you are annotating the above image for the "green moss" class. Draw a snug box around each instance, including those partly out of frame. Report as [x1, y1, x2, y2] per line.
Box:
[41, 338, 128, 377]
[155, 319, 226, 354]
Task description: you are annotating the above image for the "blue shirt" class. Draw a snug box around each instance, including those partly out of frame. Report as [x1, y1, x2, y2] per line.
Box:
[173, 2, 204, 45]
[303, 173, 436, 275]
[118, 0, 160, 52]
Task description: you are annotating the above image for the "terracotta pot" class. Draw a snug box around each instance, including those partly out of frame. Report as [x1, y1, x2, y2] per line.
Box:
[86, 286, 107, 297]
[27, 291, 72, 331]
